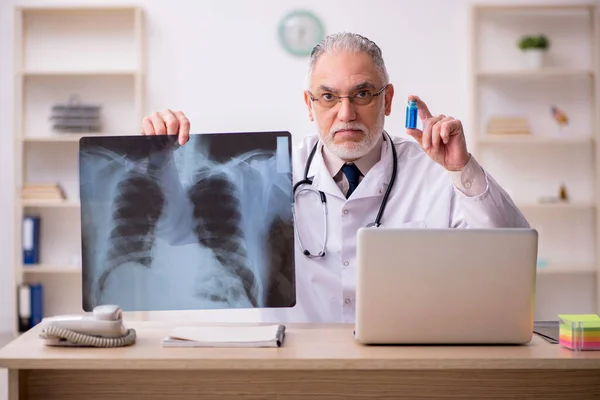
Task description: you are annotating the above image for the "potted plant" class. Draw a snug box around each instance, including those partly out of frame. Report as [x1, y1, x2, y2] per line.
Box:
[518, 34, 550, 69]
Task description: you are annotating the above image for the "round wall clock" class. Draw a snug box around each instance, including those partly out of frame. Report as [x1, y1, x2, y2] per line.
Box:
[278, 10, 325, 57]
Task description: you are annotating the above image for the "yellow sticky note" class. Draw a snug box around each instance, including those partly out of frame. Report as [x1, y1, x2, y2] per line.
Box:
[559, 314, 600, 332]
[559, 314, 600, 323]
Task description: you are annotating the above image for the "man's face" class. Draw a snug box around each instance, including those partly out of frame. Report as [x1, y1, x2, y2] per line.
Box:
[304, 51, 394, 161]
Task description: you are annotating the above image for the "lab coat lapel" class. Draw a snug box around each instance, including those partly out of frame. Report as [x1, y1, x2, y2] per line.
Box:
[307, 142, 346, 200]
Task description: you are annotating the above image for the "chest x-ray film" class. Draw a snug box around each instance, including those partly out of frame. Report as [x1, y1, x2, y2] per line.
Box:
[79, 132, 295, 312]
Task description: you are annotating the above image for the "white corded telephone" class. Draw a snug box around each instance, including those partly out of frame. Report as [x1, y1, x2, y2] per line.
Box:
[39, 305, 136, 347]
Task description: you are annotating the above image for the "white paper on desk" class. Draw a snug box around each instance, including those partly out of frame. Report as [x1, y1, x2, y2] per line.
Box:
[162, 324, 285, 348]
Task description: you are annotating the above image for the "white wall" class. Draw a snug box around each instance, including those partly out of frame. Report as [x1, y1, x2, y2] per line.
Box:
[0, 0, 598, 334]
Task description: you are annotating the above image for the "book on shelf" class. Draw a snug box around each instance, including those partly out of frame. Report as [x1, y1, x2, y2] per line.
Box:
[21, 183, 67, 201]
[486, 116, 531, 135]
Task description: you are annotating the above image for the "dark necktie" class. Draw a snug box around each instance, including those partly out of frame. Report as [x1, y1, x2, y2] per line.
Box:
[342, 163, 361, 198]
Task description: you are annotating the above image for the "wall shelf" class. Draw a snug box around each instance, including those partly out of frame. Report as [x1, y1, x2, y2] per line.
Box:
[11, 5, 145, 335]
[470, 3, 600, 320]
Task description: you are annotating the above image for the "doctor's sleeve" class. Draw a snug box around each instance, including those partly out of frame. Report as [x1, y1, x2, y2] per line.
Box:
[447, 156, 530, 229]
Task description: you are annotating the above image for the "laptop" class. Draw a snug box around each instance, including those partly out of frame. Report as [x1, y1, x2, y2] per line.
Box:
[354, 228, 538, 345]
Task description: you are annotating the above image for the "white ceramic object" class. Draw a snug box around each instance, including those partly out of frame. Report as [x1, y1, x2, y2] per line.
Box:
[523, 48, 546, 69]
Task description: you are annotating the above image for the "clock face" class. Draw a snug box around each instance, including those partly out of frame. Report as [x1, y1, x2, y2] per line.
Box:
[278, 10, 325, 56]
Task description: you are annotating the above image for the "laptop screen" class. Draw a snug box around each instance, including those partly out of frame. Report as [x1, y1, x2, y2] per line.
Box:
[79, 131, 295, 312]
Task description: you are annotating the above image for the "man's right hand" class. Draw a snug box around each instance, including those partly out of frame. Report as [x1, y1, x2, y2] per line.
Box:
[141, 109, 190, 145]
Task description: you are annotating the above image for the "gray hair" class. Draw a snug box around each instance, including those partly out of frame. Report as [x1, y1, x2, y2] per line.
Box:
[306, 32, 389, 89]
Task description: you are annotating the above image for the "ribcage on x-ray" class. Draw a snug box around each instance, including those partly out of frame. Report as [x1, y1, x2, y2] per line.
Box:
[97, 171, 165, 298]
[188, 168, 259, 307]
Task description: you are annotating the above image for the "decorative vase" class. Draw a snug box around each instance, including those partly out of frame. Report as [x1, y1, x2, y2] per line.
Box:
[523, 49, 546, 69]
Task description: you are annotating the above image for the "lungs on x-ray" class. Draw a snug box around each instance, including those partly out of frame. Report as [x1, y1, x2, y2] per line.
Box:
[78, 131, 295, 312]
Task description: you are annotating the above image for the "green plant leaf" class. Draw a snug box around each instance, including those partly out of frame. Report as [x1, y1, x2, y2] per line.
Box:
[518, 34, 550, 50]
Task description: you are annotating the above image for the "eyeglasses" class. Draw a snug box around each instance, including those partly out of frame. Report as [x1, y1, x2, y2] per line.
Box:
[308, 84, 389, 110]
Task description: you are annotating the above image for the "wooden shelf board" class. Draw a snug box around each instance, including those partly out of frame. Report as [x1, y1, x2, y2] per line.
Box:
[23, 134, 92, 143]
[18, 5, 139, 11]
[473, 4, 595, 12]
[476, 69, 593, 79]
[22, 133, 126, 143]
[21, 265, 81, 274]
[516, 202, 595, 210]
[478, 135, 593, 144]
[537, 264, 596, 275]
[20, 70, 138, 77]
[21, 199, 80, 208]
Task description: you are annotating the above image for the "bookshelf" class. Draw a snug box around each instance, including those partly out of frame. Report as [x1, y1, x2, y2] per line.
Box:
[470, 3, 599, 320]
[12, 6, 144, 335]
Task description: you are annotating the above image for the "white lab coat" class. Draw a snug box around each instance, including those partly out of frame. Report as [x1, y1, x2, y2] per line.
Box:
[256, 132, 530, 324]
[97, 131, 529, 323]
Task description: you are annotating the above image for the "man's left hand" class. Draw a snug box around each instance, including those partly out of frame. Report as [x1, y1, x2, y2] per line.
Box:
[405, 95, 470, 171]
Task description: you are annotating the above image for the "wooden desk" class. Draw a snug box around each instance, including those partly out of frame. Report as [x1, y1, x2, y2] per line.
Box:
[1, 321, 599, 399]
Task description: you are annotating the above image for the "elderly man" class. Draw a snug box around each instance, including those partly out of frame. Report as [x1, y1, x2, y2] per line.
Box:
[140, 32, 529, 323]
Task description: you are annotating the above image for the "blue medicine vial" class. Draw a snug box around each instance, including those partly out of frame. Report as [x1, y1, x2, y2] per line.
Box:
[405, 100, 418, 129]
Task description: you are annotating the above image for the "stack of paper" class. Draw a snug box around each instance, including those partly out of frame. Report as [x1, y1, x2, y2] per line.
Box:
[558, 314, 600, 351]
[162, 324, 286, 348]
[486, 116, 531, 135]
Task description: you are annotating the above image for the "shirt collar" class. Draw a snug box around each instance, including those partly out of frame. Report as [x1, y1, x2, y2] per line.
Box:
[321, 133, 384, 177]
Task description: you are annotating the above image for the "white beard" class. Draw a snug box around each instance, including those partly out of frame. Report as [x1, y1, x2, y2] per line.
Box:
[317, 107, 385, 161]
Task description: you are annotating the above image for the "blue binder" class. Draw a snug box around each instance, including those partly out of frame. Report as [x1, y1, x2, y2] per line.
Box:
[23, 215, 40, 264]
[29, 283, 43, 327]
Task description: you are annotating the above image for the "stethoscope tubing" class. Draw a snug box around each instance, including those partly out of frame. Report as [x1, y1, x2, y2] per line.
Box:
[292, 132, 398, 258]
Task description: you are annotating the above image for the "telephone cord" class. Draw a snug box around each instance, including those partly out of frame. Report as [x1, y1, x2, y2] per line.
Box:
[39, 325, 137, 347]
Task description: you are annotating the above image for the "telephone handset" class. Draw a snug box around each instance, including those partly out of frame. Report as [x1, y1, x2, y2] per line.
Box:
[39, 305, 136, 347]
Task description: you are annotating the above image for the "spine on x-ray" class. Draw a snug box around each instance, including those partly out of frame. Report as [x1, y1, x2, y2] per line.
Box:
[188, 168, 259, 307]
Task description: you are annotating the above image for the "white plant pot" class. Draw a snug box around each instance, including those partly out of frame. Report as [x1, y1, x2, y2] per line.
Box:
[522, 49, 546, 69]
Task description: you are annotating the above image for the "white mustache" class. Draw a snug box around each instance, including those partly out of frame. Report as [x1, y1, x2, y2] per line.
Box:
[329, 123, 367, 136]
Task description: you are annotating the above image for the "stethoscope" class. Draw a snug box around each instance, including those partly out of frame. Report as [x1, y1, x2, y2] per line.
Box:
[292, 132, 398, 258]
